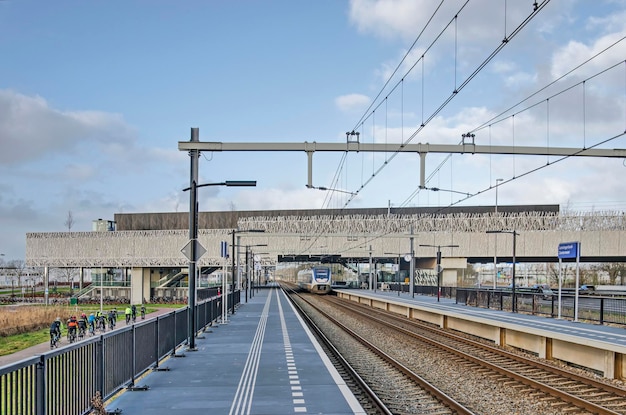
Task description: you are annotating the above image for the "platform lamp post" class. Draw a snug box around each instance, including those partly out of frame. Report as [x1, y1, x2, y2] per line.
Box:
[493, 178, 503, 289]
[183, 179, 256, 350]
[246, 247, 251, 301]
[183, 128, 257, 351]
[230, 230, 265, 314]
[100, 264, 104, 314]
[368, 245, 373, 291]
[252, 249, 269, 295]
[0, 254, 5, 296]
[240, 244, 267, 301]
[486, 230, 518, 312]
[419, 244, 459, 302]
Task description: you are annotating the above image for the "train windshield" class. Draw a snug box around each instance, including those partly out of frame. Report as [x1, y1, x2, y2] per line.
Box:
[314, 268, 330, 282]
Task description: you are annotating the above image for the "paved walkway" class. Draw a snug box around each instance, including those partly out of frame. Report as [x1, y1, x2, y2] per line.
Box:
[107, 288, 364, 414]
[0, 307, 177, 368]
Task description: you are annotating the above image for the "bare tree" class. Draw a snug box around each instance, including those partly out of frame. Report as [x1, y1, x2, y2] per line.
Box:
[56, 268, 79, 293]
[7, 260, 27, 295]
[65, 210, 75, 232]
[598, 262, 626, 285]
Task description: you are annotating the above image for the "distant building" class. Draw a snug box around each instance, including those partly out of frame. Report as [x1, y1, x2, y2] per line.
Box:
[92, 219, 116, 232]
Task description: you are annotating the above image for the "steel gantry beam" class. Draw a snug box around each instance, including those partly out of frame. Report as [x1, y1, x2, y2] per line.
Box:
[178, 140, 626, 189]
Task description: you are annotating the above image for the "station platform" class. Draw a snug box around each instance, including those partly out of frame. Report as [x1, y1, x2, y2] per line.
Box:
[335, 288, 626, 348]
[334, 288, 626, 379]
[106, 287, 365, 415]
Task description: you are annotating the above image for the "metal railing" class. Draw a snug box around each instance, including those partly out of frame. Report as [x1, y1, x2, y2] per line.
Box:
[356, 283, 626, 326]
[0, 290, 239, 415]
[456, 288, 626, 325]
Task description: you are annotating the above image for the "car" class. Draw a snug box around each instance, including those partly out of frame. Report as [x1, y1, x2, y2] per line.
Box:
[531, 285, 554, 299]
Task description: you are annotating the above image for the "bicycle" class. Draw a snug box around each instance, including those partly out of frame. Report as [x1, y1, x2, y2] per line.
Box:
[68, 328, 77, 344]
[88, 323, 95, 336]
[50, 332, 60, 349]
[140, 306, 146, 320]
[78, 326, 86, 340]
[97, 316, 106, 333]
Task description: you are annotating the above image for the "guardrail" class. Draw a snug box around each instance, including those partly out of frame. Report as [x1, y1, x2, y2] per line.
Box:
[0, 290, 240, 415]
[456, 288, 626, 326]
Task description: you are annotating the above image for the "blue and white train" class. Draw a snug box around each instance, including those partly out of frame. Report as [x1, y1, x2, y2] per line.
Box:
[297, 267, 332, 294]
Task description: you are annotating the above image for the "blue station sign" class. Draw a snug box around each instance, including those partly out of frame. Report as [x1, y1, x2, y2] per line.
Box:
[558, 242, 580, 259]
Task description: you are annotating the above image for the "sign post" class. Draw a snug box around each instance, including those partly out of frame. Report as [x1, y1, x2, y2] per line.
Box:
[558, 242, 581, 322]
[220, 241, 228, 324]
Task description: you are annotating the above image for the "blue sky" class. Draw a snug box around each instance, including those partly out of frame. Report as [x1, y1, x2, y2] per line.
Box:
[1, 0, 626, 261]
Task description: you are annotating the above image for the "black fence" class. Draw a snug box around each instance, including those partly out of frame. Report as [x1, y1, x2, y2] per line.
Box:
[0, 290, 239, 415]
[377, 282, 458, 299]
[456, 288, 626, 326]
[361, 283, 625, 326]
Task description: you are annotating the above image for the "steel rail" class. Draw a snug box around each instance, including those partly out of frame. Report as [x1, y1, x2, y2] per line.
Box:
[287, 286, 475, 415]
[328, 296, 625, 415]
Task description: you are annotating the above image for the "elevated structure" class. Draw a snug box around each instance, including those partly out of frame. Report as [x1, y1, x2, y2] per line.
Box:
[25, 205, 626, 303]
[26, 205, 626, 267]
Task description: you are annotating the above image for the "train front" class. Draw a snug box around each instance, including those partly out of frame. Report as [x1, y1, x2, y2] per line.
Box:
[312, 267, 332, 294]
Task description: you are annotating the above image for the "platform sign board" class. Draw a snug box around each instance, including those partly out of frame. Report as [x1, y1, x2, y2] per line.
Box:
[558, 242, 579, 259]
[557, 241, 581, 322]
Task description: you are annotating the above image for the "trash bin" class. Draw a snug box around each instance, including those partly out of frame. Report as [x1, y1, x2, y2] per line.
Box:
[70, 297, 78, 306]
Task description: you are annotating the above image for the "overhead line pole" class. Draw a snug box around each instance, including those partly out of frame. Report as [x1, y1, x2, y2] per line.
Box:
[187, 127, 199, 351]
[178, 141, 626, 157]
[178, 141, 626, 190]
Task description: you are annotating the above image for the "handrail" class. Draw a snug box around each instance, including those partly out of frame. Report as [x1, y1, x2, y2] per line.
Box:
[0, 291, 239, 415]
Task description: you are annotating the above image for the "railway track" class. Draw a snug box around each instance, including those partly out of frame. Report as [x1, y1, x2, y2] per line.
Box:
[321, 293, 626, 415]
[283, 285, 475, 414]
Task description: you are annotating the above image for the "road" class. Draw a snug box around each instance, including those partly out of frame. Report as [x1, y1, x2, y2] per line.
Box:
[0, 307, 176, 368]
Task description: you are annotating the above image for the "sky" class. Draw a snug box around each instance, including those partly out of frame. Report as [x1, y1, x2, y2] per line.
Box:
[1, 0, 626, 261]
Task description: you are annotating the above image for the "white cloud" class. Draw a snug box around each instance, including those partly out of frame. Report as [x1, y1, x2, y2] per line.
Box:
[349, 0, 428, 41]
[0, 89, 136, 165]
[60, 164, 97, 181]
[349, 0, 534, 43]
[335, 93, 371, 113]
[550, 26, 626, 80]
[190, 186, 340, 213]
[491, 60, 536, 89]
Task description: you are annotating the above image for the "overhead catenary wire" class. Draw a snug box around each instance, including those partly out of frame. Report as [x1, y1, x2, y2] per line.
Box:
[300, 1, 554, 257]
[470, 35, 626, 134]
[335, 130, 626, 258]
[349, 0, 448, 132]
[294, 2, 626, 260]
[340, 0, 552, 209]
[300, 2, 626, 259]
[402, 57, 626, 210]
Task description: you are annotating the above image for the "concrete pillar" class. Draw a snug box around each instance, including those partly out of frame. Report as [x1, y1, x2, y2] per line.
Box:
[130, 267, 144, 305]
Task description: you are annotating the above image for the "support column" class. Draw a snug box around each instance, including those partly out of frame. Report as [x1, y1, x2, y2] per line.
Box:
[130, 268, 144, 305]
[44, 266, 49, 306]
